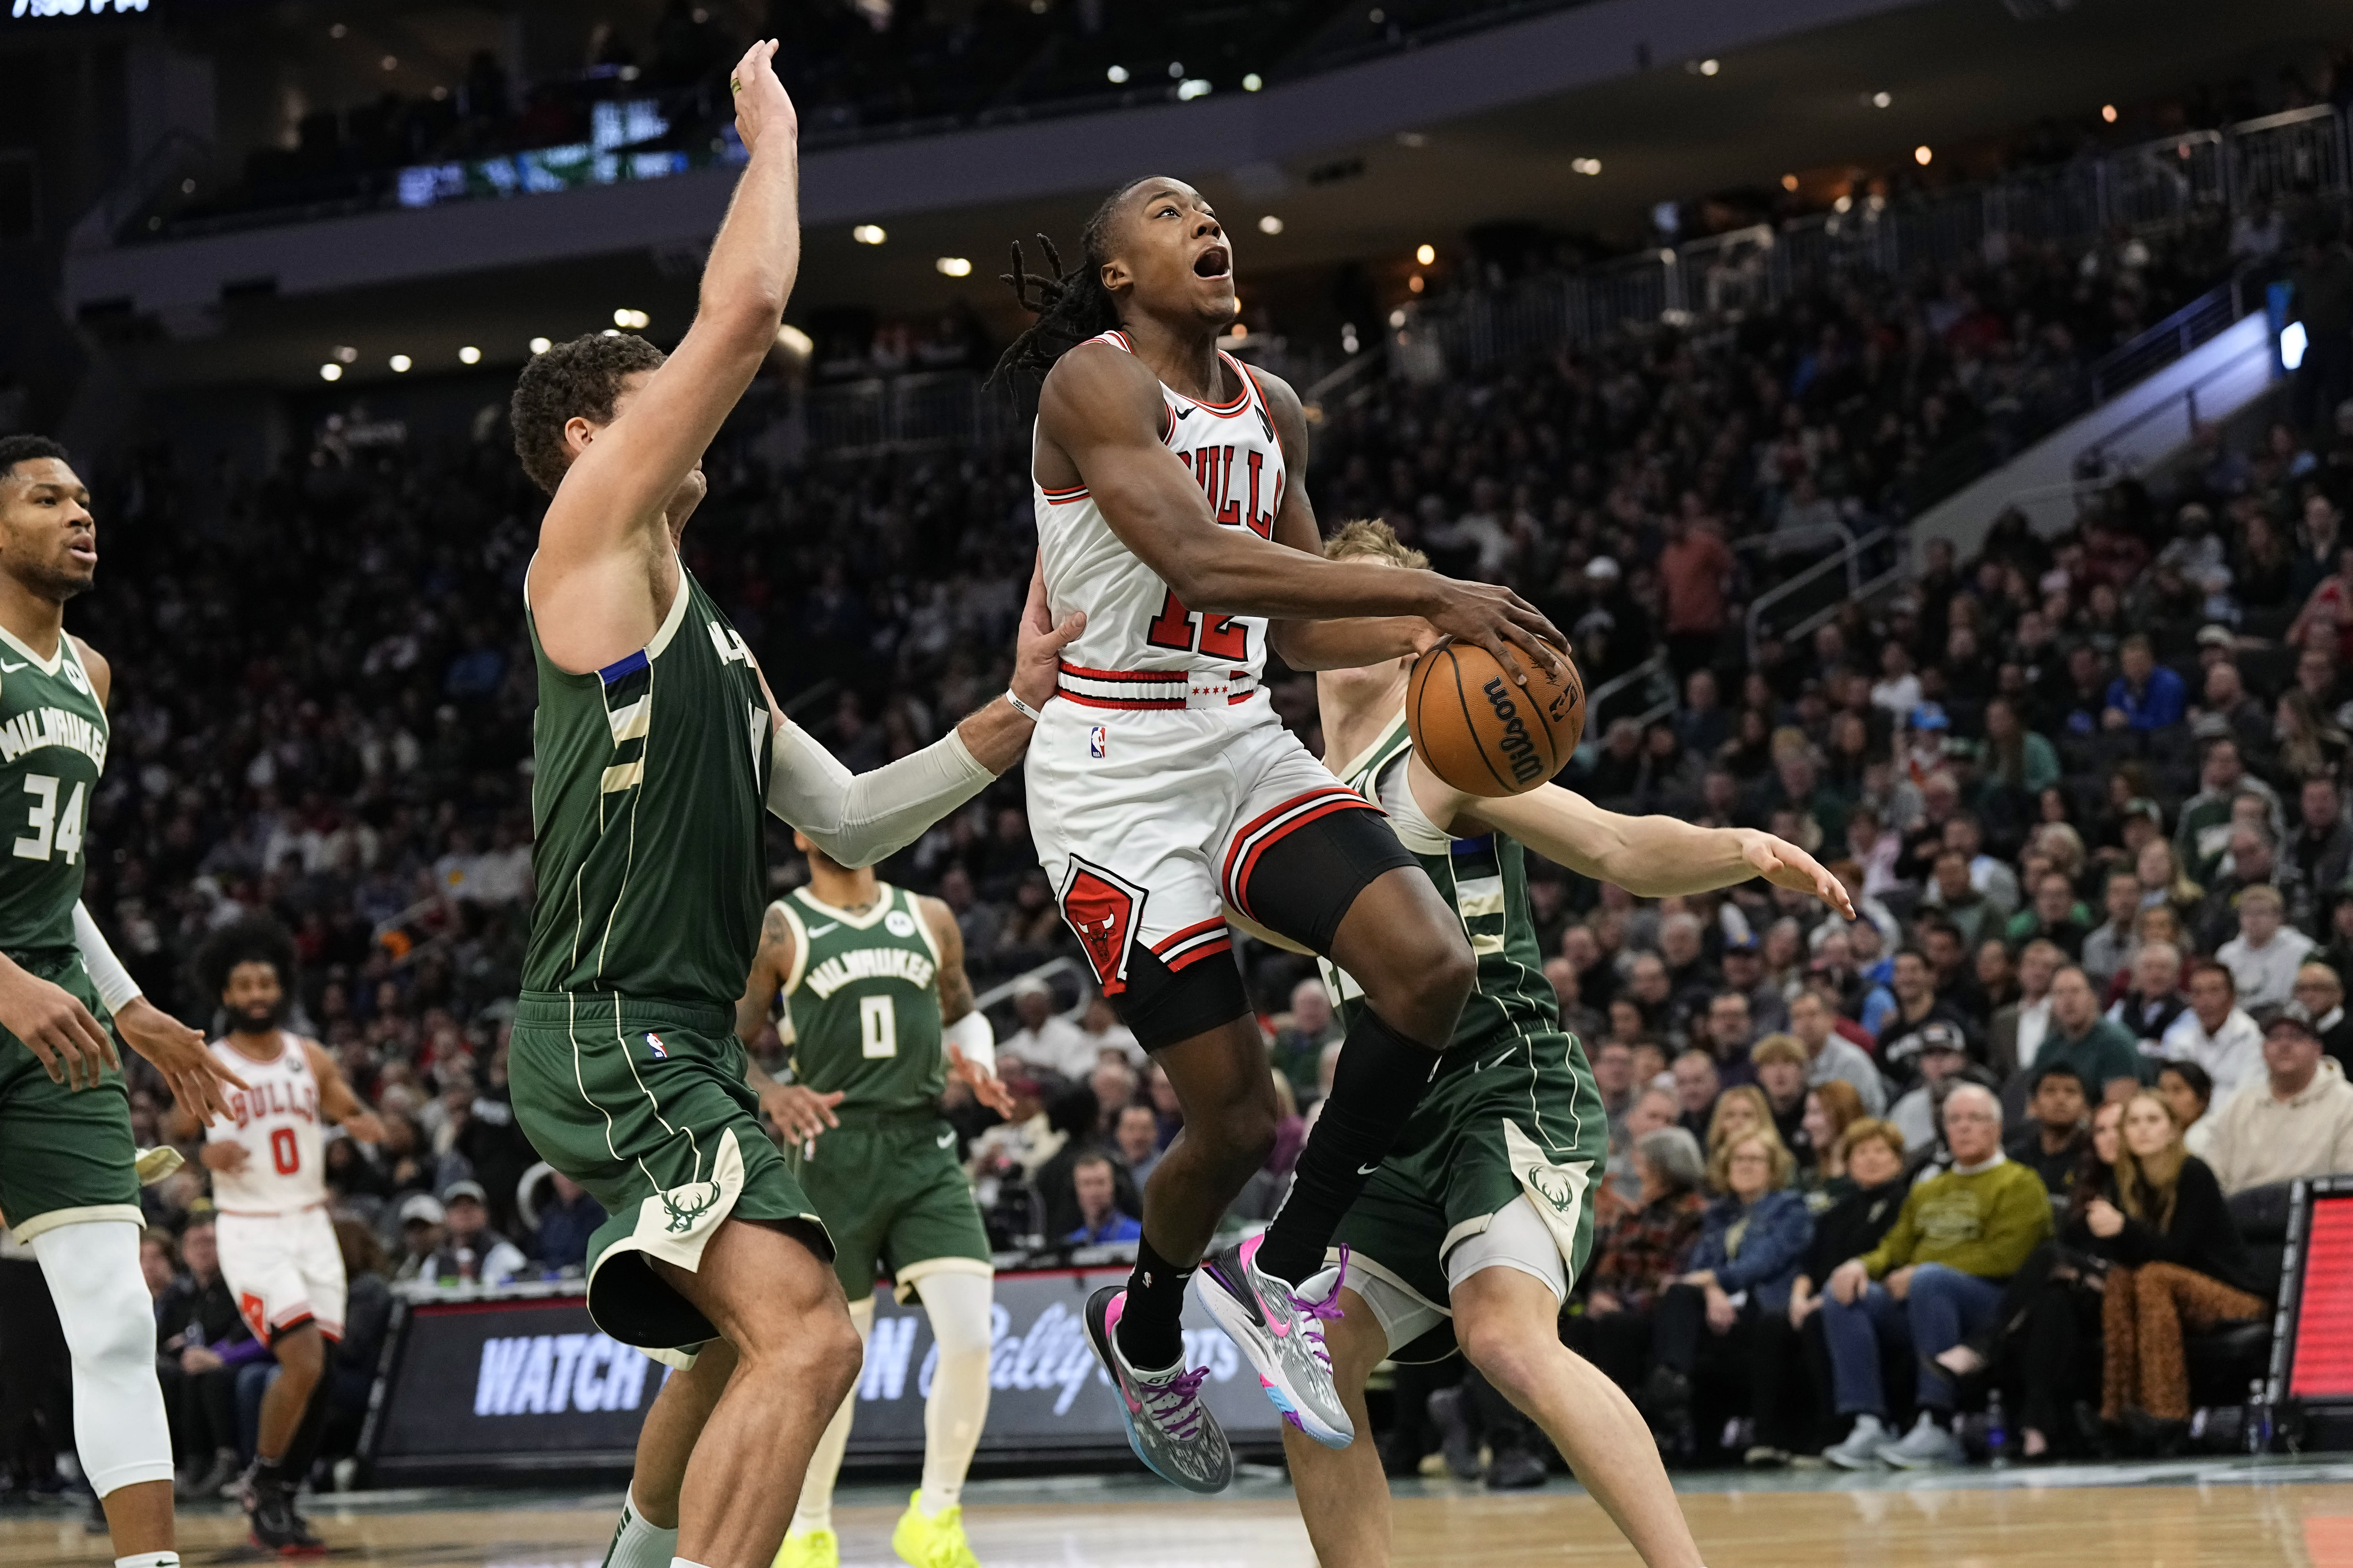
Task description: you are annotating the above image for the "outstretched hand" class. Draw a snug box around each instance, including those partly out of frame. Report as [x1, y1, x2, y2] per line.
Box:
[1011, 552, 1086, 712]
[728, 39, 798, 155]
[1739, 830, 1856, 918]
[116, 996, 247, 1125]
[758, 1081, 843, 1144]
[949, 1043, 1017, 1118]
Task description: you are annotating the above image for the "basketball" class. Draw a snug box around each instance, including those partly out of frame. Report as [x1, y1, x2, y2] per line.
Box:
[1406, 639, 1585, 798]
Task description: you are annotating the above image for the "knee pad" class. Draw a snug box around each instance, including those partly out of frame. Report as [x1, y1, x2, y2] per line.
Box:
[31, 1220, 172, 1496]
[911, 1269, 995, 1359]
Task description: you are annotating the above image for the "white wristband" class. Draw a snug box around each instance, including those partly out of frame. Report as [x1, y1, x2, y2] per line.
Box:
[1004, 689, 1045, 723]
[944, 1008, 996, 1073]
[73, 901, 144, 1013]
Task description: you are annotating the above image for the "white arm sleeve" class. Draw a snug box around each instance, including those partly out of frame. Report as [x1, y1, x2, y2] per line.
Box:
[766, 715, 994, 869]
[72, 901, 143, 1013]
[943, 1008, 996, 1074]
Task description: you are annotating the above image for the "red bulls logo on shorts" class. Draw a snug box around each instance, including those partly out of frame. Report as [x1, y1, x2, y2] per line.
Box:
[1060, 859, 1147, 995]
[238, 1290, 270, 1343]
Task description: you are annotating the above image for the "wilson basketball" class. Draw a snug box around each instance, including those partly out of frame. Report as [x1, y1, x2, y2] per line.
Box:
[1406, 639, 1585, 798]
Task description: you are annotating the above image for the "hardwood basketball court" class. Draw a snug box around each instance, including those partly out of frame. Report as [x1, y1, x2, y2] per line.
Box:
[4, 1459, 2348, 1566]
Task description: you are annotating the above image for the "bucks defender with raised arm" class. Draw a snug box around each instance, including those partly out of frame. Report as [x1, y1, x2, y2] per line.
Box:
[505, 44, 1080, 1568]
[742, 835, 1014, 1568]
[0, 436, 244, 1568]
[1271, 521, 1853, 1568]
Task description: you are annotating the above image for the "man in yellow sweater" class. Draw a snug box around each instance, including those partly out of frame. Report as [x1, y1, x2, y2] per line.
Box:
[1819, 1082, 2052, 1468]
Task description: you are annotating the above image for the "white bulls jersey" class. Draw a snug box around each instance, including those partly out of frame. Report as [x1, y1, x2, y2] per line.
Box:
[1033, 330, 1286, 715]
[206, 1032, 327, 1215]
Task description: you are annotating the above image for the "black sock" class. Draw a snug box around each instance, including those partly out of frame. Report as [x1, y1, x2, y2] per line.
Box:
[1116, 1235, 1194, 1370]
[283, 1383, 331, 1489]
[1255, 1007, 1440, 1286]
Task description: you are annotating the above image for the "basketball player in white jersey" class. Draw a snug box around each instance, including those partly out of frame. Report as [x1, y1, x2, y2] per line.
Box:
[187, 917, 382, 1554]
[993, 177, 1570, 1490]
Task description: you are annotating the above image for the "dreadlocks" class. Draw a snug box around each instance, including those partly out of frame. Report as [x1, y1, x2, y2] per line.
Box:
[989, 177, 1151, 389]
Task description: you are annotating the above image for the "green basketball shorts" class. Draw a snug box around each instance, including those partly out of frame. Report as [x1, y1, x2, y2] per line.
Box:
[787, 1108, 993, 1306]
[0, 950, 136, 1244]
[1330, 1028, 1606, 1361]
[509, 991, 832, 1356]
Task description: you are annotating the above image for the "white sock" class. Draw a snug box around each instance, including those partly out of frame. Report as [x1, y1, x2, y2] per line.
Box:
[913, 1270, 994, 1518]
[606, 1487, 679, 1568]
[790, 1296, 875, 1538]
[116, 1555, 180, 1568]
[670, 1560, 717, 1568]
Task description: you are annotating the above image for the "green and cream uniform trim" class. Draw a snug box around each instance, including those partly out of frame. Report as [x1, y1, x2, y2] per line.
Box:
[1316, 711, 1607, 1322]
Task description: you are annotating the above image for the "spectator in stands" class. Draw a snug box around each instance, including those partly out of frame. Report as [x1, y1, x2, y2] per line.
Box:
[2156, 1061, 2218, 1159]
[1566, 1127, 1708, 1397]
[2176, 740, 2278, 877]
[1000, 976, 1092, 1079]
[2216, 884, 2316, 1012]
[1886, 1023, 1973, 1154]
[2103, 634, 2187, 730]
[1750, 1035, 1814, 1163]
[1819, 1085, 2054, 1469]
[1703, 1085, 1774, 1166]
[2204, 1015, 2353, 1193]
[1718, 936, 1789, 1033]
[392, 1194, 445, 1282]
[1592, 1038, 1640, 1133]
[1602, 1086, 1684, 1215]
[1788, 988, 1886, 1114]
[1769, 1119, 1909, 1459]
[1064, 1151, 1142, 1246]
[1269, 978, 1341, 1104]
[2005, 1065, 2091, 1194]
[1659, 513, 1735, 679]
[1077, 995, 1144, 1069]
[1643, 1130, 1813, 1455]
[1922, 851, 2003, 949]
[1988, 939, 2062, 1085]
[1671, 1050, 1722, 1142]
[1702, 991, 1761, 1087]
[2082, 1092, 2265, 1439]
[2040, 965, 2145, 1104]
[2007, 871, 2092, 957]
[2082, 869, 2144, 989]
[155, 1216, 261, 1496]
[2109, 940, 2189, 1057]
[1800, 1083, 1868, 1192]
[2288, 777, 2353, 923]
[1113, 1103, 1162, 1187]
[2159, 960, 2265, 1101]
[530, 1169, 604, 1272]
[423, 1180, 526, 1285]
[1879, 948, 1971, 1065]
[2294, 960, 2353, 1070]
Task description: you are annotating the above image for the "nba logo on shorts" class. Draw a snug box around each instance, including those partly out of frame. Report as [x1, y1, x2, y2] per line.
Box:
[1088, 725, 1108, 759]
[643, 1031, 668, 1061]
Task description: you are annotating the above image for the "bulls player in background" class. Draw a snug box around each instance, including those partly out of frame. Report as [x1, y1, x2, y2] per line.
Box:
[182, 916, 382, 1553]
[994, 177, 1569, 1489]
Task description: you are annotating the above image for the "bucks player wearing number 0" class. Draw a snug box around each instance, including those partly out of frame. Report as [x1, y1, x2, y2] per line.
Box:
[507, 44, 1083, 1568]
[739, 837, 1009, 1568]
[1277, 521, 1855, 1568]
[183, 916, 383, 1556]
[997, 178, 1572, 1491]
[0, 437, 246, 1568]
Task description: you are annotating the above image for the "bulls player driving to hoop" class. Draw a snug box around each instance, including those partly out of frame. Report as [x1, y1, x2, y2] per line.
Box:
[186, 916, 383, 1553]
[996, 177, 1569, 1489]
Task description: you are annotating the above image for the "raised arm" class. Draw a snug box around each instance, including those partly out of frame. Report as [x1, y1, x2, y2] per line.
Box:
[1038, 344, 1565, 681]
[302, 1038, 384, 1144]
[528, 39, 802, 673]
[1253, 372, 1435, 672]
[1414, 754, 1855, 914]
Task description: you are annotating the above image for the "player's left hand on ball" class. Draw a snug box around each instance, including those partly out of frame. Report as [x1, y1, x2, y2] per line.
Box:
[1010, 551, 1086, 714]
[1738, 830, 1856, 918]
[117, 996, 246, 1124]
[949, 1043, 1017, 1118]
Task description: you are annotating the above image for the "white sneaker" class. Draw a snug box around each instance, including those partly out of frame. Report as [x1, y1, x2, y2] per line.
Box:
[1822, 1413, 1890, 1469]
[1880, 1410, 1967, 1469]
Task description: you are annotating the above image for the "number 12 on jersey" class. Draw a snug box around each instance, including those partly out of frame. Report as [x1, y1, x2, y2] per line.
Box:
[1145, 588, 1247, 658]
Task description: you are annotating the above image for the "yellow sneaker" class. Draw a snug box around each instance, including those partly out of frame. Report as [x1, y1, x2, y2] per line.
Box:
[134, 1146, 184, 1186]
[772, 1528, 839, 1568]
[891, 1492, 981, 1568]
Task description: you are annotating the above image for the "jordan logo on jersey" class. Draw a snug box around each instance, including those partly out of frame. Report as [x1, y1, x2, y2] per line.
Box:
[1060, 859, 1145, 995]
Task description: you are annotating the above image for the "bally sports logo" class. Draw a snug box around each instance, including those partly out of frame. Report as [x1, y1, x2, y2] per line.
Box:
[1480, 678, 1545, 786]
[473, 1333, 657, 1417]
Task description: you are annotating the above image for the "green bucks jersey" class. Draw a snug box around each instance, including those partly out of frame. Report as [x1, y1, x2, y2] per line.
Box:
[1320, 713, 1563, 1059]
[523, 565, 772, 1007]
[770, 884, 947, 1115]
[0, 631, 106, 956]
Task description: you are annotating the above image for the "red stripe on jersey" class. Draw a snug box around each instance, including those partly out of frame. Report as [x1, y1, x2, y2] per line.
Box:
[1164, 937, 1234, 972]
[1221, 789, 1384, 918]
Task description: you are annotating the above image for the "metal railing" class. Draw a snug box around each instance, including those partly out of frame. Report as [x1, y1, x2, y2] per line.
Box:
[2077, 330, 2283, 480]
[2089, 269, 2255, 403]
[802, 371, 1010, 459]
[1745, 525, 1906, 664]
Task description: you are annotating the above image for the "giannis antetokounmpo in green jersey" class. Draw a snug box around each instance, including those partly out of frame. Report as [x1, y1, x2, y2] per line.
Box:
[0, 435, 245, 1568]
[1274, 519, 1853, 1568]
[500, 41, 1083, 1568]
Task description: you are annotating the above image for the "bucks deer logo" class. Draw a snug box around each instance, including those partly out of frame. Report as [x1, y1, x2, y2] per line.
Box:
[1525, 1163, 1577, 1214]
[660, 1179, 723, 1235]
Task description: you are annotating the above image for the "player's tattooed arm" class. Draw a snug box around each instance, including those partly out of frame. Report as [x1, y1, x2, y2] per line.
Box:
[1251, 373, 1432, 673]
[1423, 760, 1856, 915]
[919, 895, 1015, 1117]
[1038, 343, 1566, 682]
[303, 1038, 386, 1144]
[734, 901, 797, 1048]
